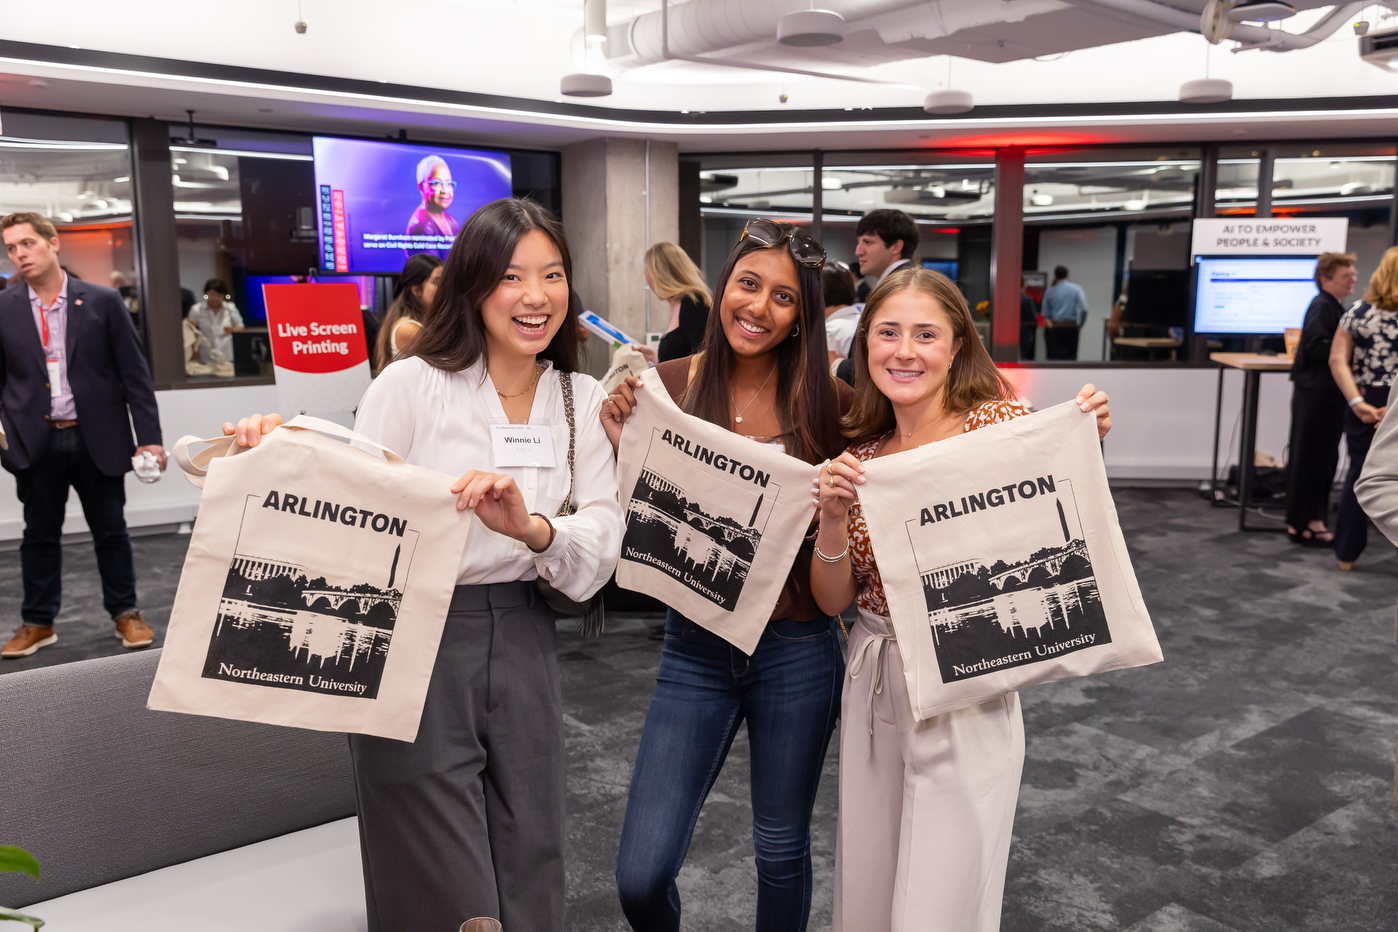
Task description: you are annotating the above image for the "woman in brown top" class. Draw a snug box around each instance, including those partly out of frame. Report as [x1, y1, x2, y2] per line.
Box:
[602, 221, 849, 932]
[811, 268, 1111, 931]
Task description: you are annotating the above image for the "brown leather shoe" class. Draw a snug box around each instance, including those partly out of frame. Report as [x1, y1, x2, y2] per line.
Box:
[2, 625, 57, 658]
[113, 610, 155, 649]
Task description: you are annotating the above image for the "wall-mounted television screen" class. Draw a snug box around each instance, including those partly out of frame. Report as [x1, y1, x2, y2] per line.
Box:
[1192, 256, 1319, 335]
[313, 137, 512, 274]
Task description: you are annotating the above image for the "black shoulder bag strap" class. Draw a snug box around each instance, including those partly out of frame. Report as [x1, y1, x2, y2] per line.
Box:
[542, 372, 605, 637]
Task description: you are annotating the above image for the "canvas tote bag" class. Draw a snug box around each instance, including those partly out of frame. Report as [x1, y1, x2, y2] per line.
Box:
[148, 415, 472, 741]
[615, 374, 821, 654]
[856, 401, 1161, 721]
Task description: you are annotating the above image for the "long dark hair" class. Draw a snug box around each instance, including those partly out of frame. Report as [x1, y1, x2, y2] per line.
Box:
[683, 235, 840, 464]
[844, 267, 1013, 444]
[375, 253, 442, 369]
[407, 198, 579, 373]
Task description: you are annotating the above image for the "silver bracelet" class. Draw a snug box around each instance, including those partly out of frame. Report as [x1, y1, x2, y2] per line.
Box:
[813, 539, 850, 563]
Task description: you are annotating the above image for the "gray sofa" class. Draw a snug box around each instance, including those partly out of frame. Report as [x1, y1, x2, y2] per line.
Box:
[0, 649, 357, 908]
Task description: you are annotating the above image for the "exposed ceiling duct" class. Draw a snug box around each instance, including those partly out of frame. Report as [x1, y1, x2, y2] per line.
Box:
[614, 0, 929, 65]
[1072, 0, 1365, 52]
[594, 0, 1368, 93]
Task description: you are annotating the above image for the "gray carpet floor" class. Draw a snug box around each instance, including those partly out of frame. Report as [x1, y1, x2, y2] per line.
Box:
[3, 489, 1397, 931]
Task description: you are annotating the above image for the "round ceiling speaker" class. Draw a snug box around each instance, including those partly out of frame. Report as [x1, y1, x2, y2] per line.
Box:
[560, 73, 613, 97]
[1178, 78, 1232, 103]
[923, 89, 974, 114]
[777, 9, 845, 47]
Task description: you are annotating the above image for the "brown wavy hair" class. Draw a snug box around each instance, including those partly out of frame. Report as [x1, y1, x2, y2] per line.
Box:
[843, 267, 1014, 444]
[683, 231, 841, 464]
[406, 198, 578, 373]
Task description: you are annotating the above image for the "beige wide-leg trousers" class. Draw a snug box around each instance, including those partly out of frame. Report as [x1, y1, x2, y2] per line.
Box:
[834, 611, 1025, 932]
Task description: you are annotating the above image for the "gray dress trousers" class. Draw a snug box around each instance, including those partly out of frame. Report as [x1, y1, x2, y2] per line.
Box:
[348, 581, 565, 932]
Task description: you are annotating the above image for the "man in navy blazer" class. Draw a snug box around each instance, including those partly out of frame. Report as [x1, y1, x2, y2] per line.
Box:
[0, 212, 164, 658]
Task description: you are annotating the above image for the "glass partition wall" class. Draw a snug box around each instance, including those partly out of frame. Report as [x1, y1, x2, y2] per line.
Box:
[0, 113, 136, 325]
[1023, 147, 1201, 362]
[691, 141, 1398, 366]
[696, 150, 994, 318]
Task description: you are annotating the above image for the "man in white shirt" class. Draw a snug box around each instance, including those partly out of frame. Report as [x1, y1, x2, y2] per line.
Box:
[854, 209, 919, 290]
[822, 262, 862, 366]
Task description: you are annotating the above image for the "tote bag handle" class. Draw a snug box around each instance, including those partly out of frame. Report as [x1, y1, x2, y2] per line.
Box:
[172, 415, 405, 489]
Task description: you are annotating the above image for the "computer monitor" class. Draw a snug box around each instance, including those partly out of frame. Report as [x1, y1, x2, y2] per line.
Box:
[920, 259, 959, 281]
[1123, 269, 1190, 329]
[1191, 255, 1319, 336]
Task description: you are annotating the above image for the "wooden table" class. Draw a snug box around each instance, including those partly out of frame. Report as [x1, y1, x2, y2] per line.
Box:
[1209, 353, 1294, 532]
[1113, 337, 1183, 361]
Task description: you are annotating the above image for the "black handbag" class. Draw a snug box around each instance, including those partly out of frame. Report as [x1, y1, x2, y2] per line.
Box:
[534, 371, 606, 638]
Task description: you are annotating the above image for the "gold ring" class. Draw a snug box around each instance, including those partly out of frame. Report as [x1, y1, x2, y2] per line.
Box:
[828, 475, 835, 487]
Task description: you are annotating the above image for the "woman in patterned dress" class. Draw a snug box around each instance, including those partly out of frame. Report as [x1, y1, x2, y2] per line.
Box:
[809, 267, 1112, 932]
[1329, 246, 1398, 570]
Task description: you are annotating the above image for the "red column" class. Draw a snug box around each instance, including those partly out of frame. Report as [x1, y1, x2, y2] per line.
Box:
[991, 147, 1025, 363]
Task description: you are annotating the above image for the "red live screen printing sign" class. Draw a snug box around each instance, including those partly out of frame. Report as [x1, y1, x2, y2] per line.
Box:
[263, 283, 368, 374]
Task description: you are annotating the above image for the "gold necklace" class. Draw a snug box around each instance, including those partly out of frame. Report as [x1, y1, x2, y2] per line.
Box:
[496, 364, 543, 400]
[733, 364, 777, 425]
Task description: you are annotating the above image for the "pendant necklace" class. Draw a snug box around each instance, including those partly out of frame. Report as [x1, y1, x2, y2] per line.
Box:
[733, 364, 777, 425]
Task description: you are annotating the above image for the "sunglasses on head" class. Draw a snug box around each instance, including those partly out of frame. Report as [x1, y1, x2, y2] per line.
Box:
[740, 218, 826, 270]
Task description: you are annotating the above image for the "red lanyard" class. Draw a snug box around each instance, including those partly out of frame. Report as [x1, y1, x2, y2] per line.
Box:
[37, 296, 58, 353]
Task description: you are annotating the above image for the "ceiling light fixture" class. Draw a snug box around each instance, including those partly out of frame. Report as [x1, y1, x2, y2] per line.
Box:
[777, 9, 845, 47]
[1228, 1, 1296, 22]
[560, 73, 613, 97]
[924, 90, 974, 114]
[562, 0, 613, 97]
[1179, 78, 1233, 103]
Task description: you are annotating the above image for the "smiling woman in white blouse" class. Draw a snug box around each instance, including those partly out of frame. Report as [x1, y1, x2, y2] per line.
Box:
[225, 198, 622, 932]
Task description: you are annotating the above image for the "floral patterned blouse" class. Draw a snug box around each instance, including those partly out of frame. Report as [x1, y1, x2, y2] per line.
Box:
[847, 399, 1031, 616]
[1339, 301, 1398, 389]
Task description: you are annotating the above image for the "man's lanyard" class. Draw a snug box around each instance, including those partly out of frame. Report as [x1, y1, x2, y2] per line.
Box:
[36, 293, 60, 355]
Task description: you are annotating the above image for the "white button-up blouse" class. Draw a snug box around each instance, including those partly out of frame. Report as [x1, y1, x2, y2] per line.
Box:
[353, 355, 622, 600]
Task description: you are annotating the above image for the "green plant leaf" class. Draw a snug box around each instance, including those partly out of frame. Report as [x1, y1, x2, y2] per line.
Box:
[0, 905, 44, 929]
[0, 849, 38, 880]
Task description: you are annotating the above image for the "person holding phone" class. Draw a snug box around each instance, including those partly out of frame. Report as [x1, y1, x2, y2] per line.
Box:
[602, 220, 848, 932]
[809, 267, 1110, 932]
[226, 198, 621, 932]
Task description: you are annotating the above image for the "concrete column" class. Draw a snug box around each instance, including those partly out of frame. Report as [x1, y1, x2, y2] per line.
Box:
[562, 138, 679, 341]
[990, 147, 1025, 363]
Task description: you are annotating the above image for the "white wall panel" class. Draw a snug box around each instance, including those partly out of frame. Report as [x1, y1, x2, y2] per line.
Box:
[1003, 365, 1293, 482]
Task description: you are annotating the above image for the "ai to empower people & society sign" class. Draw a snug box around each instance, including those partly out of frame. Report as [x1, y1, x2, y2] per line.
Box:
[856, 402, 1163, 720]
[614, 376, 821, 654]
[263, 282, 372, 416]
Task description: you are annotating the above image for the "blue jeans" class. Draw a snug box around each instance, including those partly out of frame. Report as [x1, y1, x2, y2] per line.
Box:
[616, 609, 844, 932]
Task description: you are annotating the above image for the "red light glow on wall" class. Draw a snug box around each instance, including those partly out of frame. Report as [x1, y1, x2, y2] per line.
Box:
[930, 132, 1113, 149]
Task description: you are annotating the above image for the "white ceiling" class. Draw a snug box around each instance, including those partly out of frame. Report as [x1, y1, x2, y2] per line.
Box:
[0, 1, 1397, 150]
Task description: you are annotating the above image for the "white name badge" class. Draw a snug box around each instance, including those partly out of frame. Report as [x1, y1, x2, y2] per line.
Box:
[490, 422, 557, 468]
[46, 360, 61, 399]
